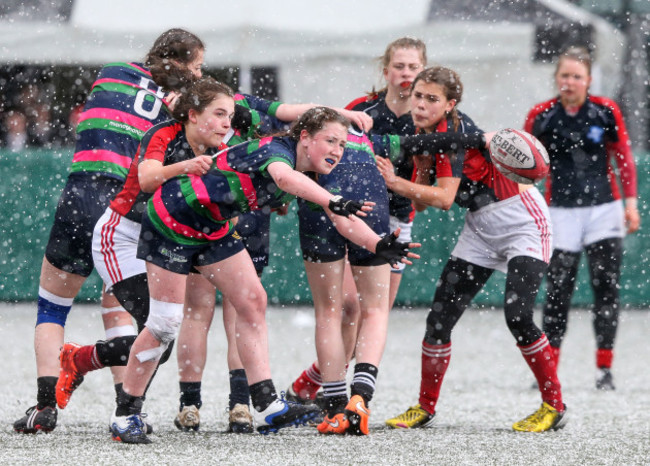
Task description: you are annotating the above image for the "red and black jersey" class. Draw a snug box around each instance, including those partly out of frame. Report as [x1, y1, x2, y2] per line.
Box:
[109, 119, 225, 223]
[524, 95, 637, 207]
[346, 91, 416, 222]
[434, 112, 520, 212]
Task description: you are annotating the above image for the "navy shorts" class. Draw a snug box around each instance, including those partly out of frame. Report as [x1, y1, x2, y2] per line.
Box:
[236, 210, 271, 274]
[137, 215, 245, 275]
[45, 173, 123, 277]
[298, 165, 390, 266]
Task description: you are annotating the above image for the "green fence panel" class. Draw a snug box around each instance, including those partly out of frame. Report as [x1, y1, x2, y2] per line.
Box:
[1, 148, 649, 307]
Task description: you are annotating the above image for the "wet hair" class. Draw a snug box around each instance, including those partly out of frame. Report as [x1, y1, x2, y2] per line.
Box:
[369, 37, 427, 97]
[555, 45, 592, 76]
[145, 28, 205, 92]
[171, 77, 234, 123]
[412, 66, 464, 131]
[287, 107, 350, 141]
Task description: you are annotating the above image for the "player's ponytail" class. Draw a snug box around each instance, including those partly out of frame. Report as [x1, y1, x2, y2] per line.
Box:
[145, 28, 205, 92]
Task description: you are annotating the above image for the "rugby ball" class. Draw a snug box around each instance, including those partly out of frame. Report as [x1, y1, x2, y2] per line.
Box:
[489, 129, 550, 184]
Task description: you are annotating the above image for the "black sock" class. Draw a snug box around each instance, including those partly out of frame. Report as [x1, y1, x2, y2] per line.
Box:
[179, 382, 202, 410]
[115, 388, 145, 416]
[36, 376, 57, 409]
[350, 363, 379, 405]
[228, 369, 249, 410]
[249, 379, 277, 412]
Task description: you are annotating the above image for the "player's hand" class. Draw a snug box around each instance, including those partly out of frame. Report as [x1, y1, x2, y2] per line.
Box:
[165, 91, 181, 111]
[328, 195, 373, 217]
[375, 228, 421, 268]
[183, 155, 213, 175]
[338, 109, 374, 133]
[376, 157, 397, 188]
[625, 203, 641, 233]
[482, 131, 496, 148]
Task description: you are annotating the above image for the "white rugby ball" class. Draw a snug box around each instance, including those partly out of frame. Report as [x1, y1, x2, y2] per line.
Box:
[489, 128, 550, 184]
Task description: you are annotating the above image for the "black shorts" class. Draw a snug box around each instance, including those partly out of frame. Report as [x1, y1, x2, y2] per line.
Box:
[45, 173, 123, 277]
[236, 210, 271, 274]
[137, 215, 245, 275]
[298, 165, 390, 266]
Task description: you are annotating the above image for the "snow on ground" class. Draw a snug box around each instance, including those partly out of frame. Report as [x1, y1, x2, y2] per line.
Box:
[1, 303, 649, 465]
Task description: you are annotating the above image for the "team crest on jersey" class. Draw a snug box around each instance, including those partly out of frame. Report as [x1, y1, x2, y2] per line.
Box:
[587, 126, 605, 143]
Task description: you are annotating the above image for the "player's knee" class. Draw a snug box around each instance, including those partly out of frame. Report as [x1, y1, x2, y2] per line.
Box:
[159, 340, 175, 365]
[36, 287, 73, 327]
[145, 299, 184, 345]
[425, 307, 451, 345]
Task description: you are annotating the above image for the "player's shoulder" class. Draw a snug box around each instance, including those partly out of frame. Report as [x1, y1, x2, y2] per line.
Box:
[527, 97, 558, 119]
[588, 95, 622, 115]
[345, 92, 381, 111]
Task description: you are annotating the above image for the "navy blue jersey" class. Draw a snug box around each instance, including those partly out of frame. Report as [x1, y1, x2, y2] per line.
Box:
[525, 95, 637, 207]
[347, 91, 416, 222]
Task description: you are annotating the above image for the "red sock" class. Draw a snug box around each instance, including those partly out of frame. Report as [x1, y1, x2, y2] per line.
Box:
[520, 335, 563, 411]
[418, 341, 451, 415]
[550, 345, 561, 368]
[74, 345, 104, 374]
[292, 363, 321, 400]
[596, 348, 613, 368]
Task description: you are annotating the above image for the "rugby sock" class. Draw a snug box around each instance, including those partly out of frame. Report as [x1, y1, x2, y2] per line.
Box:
[74, 344, 104, 374]
[550, 345, 561, 368]
[350, 363, 378, 404]
[596, 348, 613, 369]
[228, 369, 249, 410]
[116, 388, 144, 416]
[519, 335, 563, 411]
[250, 379, 277, 412]
[179, 381, 202, 410]
[291, 363, 322, 400]
[419, 341, 451, 415]
[36, 376, 58, 409]
[322, 380, 348, 416]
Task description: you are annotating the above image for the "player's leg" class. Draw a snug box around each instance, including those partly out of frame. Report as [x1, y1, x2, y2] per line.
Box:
[386, 256, 490, 429]
[507, 256, 567, 432]
[586, 237, 622, 390]
[111, 263, 187, 444]
[222, 296, 254, 433]
[55, 287, 138, 410]
[174, 272, 216, 432]
[542, 249, 580, 366]
[13, 257, 86, 433]
[342, 262, 390, 435]
[386, 216, 412, 310]
[303, 259, 348, 422]
[201, 249, 319, 433]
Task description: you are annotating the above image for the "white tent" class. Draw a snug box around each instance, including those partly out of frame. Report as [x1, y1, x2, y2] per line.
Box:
[0, 0, 625, 130]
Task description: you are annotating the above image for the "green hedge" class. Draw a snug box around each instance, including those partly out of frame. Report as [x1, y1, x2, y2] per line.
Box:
[1, 148, 649, 307]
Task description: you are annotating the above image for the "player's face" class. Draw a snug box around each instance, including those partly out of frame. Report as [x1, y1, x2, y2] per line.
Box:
[384, 48, 425, 97]
[300, 122, 348, 175]
[191, 94, 234, 148]
[186, 49, 205, 79]
[410, 81, 456, 132]
[555, 58, 591, 108]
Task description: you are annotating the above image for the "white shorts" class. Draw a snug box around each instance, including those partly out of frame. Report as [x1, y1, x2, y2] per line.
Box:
[550, 200, 625, 253]
[92, 208, 145, 291]
[452, 188, 552, 273]
[389, 215, 413, 273]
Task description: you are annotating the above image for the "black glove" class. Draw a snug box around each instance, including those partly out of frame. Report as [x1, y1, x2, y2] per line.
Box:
[375, 232, 410, 267]
[328, 195, 364, 217]
[400, 132, 485, 157]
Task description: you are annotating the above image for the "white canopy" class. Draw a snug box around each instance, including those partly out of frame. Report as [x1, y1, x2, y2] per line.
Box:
[0, 0, 625, 130]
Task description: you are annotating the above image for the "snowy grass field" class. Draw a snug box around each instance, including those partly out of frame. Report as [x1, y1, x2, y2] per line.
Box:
[2, 302, 649, 465]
